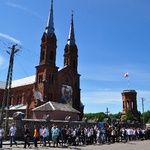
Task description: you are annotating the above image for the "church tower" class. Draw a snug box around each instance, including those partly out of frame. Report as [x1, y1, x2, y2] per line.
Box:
[35, 0, 58, 101]
[64, 12, 78, 73]
[40, 0, 56, 66]
[33, 0, 83, 118]
[121, 90, 140, 121]
[64, 12, 82, 111]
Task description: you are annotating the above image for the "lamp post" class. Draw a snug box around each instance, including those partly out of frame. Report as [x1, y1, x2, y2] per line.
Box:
[142, 98, 145, 128]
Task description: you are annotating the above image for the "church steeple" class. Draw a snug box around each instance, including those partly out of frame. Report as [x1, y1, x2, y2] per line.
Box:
[64, 11, 78, 73]
[35, 0, 58, 102]
[67, 11, 75, 46]
[45, 0, 55, 37]
[39, 0, 57, 66]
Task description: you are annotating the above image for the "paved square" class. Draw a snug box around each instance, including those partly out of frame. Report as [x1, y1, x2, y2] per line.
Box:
[2, 140, 150, 150]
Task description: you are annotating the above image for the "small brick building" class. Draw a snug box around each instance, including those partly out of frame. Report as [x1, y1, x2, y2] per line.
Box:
[30, 101, 80, 121]
[121, 90, 140, 121]
[0, 0, 84, 120]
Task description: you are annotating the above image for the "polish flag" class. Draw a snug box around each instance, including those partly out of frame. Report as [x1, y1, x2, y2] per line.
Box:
[124, 72, 129, 78]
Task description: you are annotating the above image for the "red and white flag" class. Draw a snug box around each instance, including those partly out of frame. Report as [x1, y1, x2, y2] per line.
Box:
[124, 72, 129, 78]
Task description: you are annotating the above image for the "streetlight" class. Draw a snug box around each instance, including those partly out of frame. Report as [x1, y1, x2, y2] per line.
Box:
[142, 98, 145, 128]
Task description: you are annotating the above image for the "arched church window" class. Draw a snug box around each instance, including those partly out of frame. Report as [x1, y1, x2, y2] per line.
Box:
[131, 101, 134, 109]
[123, 101, 125, 108]
[17, 96, 22, 104]
[48, 74, 54, 84]
[50, 51, 54, 61]
[39, 75, 43, 83]
[73, 60, 76, 69]
[126, 100, 129, 108]
[65, 58, 68, 65]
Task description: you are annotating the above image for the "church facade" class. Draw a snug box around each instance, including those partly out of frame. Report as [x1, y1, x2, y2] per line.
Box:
[0, 0, 84, 120]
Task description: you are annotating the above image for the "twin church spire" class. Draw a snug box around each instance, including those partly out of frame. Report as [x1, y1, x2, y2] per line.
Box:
[67, 11, 76, 46]
[45, 0, 76, 46]
[36, 0, 80, 110]
[41, 0, 78, 72]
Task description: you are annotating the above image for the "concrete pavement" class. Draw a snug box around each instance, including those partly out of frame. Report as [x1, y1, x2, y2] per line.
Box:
[1, 140, 150, 150]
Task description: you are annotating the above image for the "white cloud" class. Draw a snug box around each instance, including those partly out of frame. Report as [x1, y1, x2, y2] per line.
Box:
[81, 89, 150, 105]
[0, 55, 4, 66]
[0, 33, 21, 45]
[0, 54, 8, 70]
[137, 90, 150, 102]
[81, 90, 121, 104]
[7, 2, 42, 18]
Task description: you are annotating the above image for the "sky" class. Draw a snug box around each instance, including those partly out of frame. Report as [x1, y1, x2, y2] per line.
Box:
[0, 0, 150, 114]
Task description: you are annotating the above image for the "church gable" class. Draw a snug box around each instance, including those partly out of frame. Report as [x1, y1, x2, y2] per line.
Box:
[55, 67, 80, 107]
[58, 66, 79, 84]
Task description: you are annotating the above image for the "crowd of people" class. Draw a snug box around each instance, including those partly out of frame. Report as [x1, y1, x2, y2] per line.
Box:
[27, 123, 150, 148]
[0, 122, 150, 148]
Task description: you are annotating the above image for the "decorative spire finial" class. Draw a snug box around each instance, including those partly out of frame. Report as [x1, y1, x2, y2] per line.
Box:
[45, 0, 55, 36]
[71, 10, 74, 16]
[67, 10, 75, 46]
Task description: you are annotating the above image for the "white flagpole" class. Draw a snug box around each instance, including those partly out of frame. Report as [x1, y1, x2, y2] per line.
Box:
[128, 76, 130, 89]
[124, 72, 130, 89]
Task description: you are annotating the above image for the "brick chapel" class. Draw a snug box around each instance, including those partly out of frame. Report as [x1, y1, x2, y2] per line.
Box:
[0, 0, 84, 120]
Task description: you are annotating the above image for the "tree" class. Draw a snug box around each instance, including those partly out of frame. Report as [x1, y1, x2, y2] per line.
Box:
[84, 112, 107, 121]
[122, 109, 141, 122]
[143, 110, 150, 123]
[109, 112, 121, 120]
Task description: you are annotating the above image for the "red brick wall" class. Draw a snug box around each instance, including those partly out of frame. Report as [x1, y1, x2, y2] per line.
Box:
[11, 84, 34, 105]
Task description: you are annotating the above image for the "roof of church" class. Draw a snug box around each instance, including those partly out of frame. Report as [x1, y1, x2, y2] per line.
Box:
[67, 11, 76, 46]
[32, 101, 80, 113]
[12, 75, 35, 88]
[45, 0, 55, 37]
[0, 75, 35, 89]
[122, 90, 136, 93]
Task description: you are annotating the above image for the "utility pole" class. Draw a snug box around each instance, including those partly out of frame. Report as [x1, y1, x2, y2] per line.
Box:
[0, 44, 19, 137]
[142, 98, 145, 128]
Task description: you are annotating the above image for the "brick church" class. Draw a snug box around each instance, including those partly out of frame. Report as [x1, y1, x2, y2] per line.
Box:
[0, 0, 84, 120]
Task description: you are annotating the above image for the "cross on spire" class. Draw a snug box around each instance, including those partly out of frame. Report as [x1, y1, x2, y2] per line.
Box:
[45, 0, 55, 36]
[67, 10, 76, 46]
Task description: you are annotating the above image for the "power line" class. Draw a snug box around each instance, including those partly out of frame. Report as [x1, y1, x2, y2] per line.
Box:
[15, 58, 30, 76]
[0, 38, 39, 63]
[0, 39, 8, 48]
[16, 46, 39, 63]
[0, 39, 39, 78]
[14, 46, 39, 76]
